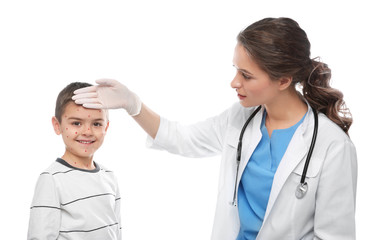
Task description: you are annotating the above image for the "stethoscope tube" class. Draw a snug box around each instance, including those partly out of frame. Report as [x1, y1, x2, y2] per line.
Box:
[231, 106, 261, 206]
[231, 106, 318, 206]
[300, 107, 318, 184]
[295, 107, 318, 199]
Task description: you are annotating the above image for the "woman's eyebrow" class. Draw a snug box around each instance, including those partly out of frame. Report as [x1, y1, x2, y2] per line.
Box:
[233, 65, 254, 76]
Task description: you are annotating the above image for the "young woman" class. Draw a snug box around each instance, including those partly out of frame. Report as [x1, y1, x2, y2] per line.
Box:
[73, 17, 357, 240]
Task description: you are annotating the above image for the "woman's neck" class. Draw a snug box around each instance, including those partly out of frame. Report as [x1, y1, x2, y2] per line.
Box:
[264, 89, 307, 136]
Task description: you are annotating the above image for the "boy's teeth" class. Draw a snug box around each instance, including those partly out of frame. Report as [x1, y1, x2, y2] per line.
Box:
[79, 140, 92, 144]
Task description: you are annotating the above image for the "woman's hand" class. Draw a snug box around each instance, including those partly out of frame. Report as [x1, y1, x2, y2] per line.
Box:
[72, 79, 142, 116]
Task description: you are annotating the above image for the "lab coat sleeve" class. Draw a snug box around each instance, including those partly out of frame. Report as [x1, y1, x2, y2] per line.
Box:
[147, 109, 230, 158]
[313, 140, 357, 240]
[27, 173, 61, 240]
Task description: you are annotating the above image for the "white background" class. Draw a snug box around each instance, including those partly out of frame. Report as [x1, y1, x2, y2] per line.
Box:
[0, 0, 365, 239]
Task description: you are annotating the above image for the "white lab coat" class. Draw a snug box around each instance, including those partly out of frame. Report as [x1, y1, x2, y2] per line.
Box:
[147, 102, 357, 240]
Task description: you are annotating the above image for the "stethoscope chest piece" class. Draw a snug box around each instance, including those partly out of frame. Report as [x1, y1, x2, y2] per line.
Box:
[295, 182, 308, 199]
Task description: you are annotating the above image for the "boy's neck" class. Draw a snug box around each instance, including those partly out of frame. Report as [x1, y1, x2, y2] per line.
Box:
[62, 152, 95, 170]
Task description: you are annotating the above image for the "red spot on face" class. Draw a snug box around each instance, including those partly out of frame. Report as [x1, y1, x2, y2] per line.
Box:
[66, 128, 68, 130]
[88, 115, 90, 118]
[75, 132, 77, 134]
[99, 110, 102, 113]
[85, 149, 87, 152]
[88, 128, 90, 131]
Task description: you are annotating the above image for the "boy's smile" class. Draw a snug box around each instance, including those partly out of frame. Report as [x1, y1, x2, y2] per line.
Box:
[52, 102, 109, 169]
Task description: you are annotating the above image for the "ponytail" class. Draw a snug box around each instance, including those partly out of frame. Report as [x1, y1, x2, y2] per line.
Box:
[302, 58, 352, 134]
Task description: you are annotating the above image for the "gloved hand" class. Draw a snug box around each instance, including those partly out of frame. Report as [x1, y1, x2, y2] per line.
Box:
[72, 79, 142, 116]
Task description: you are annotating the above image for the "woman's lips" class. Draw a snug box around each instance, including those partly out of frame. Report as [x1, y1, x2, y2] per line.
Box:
[237, 93, 246, 100]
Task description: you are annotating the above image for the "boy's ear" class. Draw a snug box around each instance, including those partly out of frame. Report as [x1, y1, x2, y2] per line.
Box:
[52, 116, 62, 135]
[105, 121, 110, 132]
[278, 76, 293, 91]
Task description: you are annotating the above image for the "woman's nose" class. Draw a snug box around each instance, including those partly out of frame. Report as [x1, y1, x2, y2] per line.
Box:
[231, 74, 242, 89]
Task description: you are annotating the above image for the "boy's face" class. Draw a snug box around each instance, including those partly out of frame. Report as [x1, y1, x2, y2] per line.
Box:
[52, 102, 109, 161]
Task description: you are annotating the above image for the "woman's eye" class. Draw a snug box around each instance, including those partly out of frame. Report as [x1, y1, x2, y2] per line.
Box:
[242, 73, 252, 80]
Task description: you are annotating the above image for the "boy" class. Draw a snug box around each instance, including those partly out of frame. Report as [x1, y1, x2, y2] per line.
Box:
[28, 82, 121, 239]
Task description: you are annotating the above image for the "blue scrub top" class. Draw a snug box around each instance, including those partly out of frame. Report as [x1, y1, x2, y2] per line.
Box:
[236, 111, 306, 240]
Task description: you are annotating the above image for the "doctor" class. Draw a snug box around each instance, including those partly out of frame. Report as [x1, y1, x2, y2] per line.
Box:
[73, 18, 357, 239]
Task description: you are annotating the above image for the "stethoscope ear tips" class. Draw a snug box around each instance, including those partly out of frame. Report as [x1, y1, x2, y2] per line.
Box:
[295, 182, 308, 199]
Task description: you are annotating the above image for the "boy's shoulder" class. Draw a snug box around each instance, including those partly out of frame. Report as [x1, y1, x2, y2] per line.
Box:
[98, 163, 119, 178]
[97, 163, 114, 173]
[41, 158, 72, 175]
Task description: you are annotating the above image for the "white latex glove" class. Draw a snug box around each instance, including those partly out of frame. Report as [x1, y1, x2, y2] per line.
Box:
[72, 79, 142, 116]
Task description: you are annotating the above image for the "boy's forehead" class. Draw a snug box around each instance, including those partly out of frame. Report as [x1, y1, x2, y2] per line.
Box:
[63, 102, 107, 119]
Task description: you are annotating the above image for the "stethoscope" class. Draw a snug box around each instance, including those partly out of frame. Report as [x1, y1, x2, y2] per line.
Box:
[231, 106, 318, 206]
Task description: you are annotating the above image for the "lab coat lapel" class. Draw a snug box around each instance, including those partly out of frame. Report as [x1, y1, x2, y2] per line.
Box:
[263, 108, 313, 222]
[237, 107, 263, 182]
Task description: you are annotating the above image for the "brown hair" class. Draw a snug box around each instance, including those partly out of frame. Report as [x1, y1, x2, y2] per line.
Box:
[237, 17, 352, 134]
[55, 82, 92, 122]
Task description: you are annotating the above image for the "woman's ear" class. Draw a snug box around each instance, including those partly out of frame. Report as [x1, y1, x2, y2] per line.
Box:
[278, 76, 293, 91]
[52, 116, 62, 135]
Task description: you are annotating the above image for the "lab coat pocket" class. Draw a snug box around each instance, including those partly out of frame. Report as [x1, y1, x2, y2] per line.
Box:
[292, 157, 323, 178]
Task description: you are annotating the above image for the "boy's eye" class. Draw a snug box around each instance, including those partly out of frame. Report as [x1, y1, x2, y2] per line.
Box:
[72, 122, 81, 126]
[94, 122, 103, 127]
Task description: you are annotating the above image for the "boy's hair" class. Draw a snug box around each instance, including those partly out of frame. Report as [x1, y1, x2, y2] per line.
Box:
[55, 82, 92, 122]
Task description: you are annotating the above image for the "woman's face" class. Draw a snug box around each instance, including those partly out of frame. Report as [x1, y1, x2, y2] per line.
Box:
[231, 43, 282, 108]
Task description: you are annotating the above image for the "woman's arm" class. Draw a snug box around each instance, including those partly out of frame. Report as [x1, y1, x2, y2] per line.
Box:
[314, 140, 357, 239]
[73, 78, 228, 156]
[133, 103, 160, 139]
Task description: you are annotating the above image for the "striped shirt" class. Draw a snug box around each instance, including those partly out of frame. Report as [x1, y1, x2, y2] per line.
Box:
[28, 158, 121, 240]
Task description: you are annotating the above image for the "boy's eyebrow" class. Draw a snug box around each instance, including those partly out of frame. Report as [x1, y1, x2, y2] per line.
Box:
[66, 117, 106, 122]
[93, 118, 106, 122]
[67, 117, 82, 121]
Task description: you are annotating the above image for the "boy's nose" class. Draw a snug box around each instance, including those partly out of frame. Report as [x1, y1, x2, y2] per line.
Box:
[82, 125, 93, 135]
